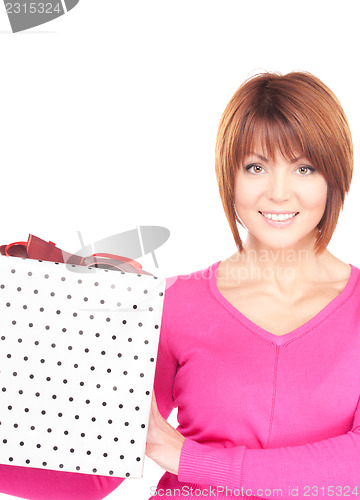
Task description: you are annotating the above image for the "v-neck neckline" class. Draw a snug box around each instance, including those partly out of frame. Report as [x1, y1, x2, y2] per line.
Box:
[208, 260, 359, 346]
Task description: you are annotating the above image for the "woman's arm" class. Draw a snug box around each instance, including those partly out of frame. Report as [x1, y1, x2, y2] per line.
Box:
[147, 393, 360, 500]
[145, 283, 183, 472]
[146, 391, 185, 475]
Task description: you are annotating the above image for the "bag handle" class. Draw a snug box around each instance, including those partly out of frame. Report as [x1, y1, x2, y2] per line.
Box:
[4, 241, 28, 257]
[90, 253, 143, 269]
[0, 235, 149, 275]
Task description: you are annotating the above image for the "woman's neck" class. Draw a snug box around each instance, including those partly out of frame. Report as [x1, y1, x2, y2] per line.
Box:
[226, 240, 345, 296]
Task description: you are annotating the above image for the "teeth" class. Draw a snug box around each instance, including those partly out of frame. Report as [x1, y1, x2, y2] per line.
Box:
[261, 212, 297, 221]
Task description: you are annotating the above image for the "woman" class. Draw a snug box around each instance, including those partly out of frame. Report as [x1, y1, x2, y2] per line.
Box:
[145, 71, 360, 499]
[1, 71, 358, 500]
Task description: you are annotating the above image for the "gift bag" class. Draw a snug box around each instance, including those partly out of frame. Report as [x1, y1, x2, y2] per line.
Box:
[0, 253, 166, 478]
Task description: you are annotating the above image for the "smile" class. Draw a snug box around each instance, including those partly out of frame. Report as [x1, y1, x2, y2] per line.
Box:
[259, 211, 299, 227]
[259, 211, 299, 221]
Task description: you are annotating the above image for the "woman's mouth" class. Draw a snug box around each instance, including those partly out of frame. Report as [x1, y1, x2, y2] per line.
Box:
[259, 211, 299, 227]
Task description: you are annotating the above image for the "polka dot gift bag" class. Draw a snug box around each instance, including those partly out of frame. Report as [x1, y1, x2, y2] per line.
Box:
[0, 242, 166, 478]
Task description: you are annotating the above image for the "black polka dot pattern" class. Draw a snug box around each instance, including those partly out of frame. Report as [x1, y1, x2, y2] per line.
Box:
[0, 254, 165, 478]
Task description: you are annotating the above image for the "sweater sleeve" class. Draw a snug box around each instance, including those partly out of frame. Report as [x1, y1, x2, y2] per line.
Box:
[152, 277, 179, 421]
[0, 465, 124, 500]
[178, 395, 360, 499]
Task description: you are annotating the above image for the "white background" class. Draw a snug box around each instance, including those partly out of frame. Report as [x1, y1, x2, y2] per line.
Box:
[0, 1, 359, 499]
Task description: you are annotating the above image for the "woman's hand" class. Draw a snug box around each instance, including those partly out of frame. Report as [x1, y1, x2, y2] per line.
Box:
[145, 390, 186, 475]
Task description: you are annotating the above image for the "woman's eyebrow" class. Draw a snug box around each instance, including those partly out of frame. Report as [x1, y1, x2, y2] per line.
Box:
[250, 153, 269, 162]
[247, 153, 306, 163]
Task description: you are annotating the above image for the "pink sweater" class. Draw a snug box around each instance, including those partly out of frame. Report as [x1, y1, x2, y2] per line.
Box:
[1, 260, 360, 499]
[151, 260, 360, 499]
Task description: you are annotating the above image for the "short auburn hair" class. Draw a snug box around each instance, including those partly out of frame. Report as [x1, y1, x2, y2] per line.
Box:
[215, 71, 353, 255]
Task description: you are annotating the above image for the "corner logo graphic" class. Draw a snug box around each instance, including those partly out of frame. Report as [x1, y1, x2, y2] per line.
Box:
[4, 0, 79, 33]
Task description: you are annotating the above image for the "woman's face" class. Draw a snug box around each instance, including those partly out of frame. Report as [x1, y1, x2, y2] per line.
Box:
[234, 144, 328, 252]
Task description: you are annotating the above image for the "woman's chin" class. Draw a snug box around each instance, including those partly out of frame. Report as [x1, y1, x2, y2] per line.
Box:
[245, 234, 313, 253]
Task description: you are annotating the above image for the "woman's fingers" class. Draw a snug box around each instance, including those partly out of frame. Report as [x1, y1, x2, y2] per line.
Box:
[145, 388, 185, 475]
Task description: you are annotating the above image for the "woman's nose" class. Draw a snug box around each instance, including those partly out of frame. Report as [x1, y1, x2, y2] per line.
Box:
[267, 172, 291, 201]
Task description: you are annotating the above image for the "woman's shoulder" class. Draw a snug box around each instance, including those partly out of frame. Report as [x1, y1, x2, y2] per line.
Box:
[164, 260, 219, 294]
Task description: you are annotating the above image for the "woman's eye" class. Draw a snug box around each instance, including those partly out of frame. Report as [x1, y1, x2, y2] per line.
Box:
[297, 165, 316, 175]
[243, 163, 316, 175]
[244, 163, 263, 174]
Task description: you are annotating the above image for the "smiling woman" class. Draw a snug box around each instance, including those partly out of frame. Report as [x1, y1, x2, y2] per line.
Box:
[233, 147, 328, 252]
[144, 71, 360, 500]
[215, 71, 353, 255]
[0, 72, 359, 500]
